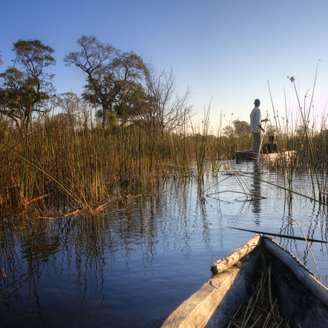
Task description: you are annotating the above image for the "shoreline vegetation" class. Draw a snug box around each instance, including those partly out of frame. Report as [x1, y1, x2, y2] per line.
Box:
[1, 115, 328, 219]
[0, 117, 244, 218]
[0, 37, 327, 219]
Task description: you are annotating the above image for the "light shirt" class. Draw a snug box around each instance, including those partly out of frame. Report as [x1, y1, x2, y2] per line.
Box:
[250, 106, 261, 133]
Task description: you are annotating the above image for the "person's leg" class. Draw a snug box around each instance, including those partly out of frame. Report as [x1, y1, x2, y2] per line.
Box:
[253, 132, 261, 153]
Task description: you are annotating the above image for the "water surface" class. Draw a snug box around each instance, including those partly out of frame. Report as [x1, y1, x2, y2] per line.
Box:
[0, 160, 327, 327]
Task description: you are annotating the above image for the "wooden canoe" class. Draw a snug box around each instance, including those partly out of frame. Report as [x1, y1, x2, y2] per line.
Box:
[161, 235, 328, 328]
[235, 150, 296, 162]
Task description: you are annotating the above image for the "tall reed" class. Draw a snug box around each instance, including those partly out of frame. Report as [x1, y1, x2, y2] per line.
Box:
[0, 114, 237, 218]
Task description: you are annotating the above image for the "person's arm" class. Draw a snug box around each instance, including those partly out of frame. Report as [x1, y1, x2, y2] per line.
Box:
[259, 118, 269, 131]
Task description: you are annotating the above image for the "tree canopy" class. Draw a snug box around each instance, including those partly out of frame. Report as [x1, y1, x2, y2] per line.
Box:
[0, 36, 191, 134]
[223, 120, 250, 138]
[0, 40, 55, 130]
[64, 35, 149, 127]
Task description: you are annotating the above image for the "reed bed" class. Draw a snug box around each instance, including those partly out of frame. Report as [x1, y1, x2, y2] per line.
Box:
[263, 73, 328, 204]
[2, 91, 328, 219]
[0, 117, 234, 218]
[263, 116, 328, 204]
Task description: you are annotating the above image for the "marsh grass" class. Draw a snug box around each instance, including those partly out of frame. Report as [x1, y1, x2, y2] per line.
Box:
[190, 107, 211, 180]
[2, 115, 327, 219]
[263, 71, 328, 205]
[2, 73, 328, 218]
[0, 115, 234, 218]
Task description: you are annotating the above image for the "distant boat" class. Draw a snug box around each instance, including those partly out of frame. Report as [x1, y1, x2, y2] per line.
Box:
[161, 235, 328, 328]
[235, 149, 296, 162]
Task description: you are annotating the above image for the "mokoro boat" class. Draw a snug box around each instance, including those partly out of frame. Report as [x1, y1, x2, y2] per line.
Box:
[161, 235, 328, 328]
[235, 150, 296, 162]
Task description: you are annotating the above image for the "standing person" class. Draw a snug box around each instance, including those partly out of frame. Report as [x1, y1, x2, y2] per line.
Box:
[250, 99, 268, 153]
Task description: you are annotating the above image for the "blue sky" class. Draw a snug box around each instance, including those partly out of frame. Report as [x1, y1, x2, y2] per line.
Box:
[1, 0, 328, 132]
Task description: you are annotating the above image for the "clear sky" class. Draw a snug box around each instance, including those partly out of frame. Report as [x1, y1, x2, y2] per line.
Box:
[1, 0, 328, 132]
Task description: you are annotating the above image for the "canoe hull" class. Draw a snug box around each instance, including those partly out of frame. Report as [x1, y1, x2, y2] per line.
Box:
[161, 235, 328, 328]
[235, 150, 296, 162]
[235, 150, 258, 161]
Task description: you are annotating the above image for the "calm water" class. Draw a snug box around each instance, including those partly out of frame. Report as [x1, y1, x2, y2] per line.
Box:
[1, 161, 327, 327]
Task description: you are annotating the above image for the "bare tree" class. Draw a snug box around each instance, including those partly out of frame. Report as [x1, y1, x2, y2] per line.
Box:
[56, 92, 80, 128]
[56, 92, 91, 129]
[140, 67, 191, 134]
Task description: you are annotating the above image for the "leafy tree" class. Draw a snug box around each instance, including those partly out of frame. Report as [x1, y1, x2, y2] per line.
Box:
[223, 120, 250, 138]
[64, 35, 148, 127]
[232, 120, 250, 137]
[0, 40, 55, 131]
[223, 125, 235, 138]
[114, 81, 148, 126]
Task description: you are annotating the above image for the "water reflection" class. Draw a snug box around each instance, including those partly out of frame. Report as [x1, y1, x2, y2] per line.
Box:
[277, 184, 328, 276]
[251, 162, 262, 219]
[0, 169, 328, 327]
[0, 178, 220, 327]
[196, 179, 212, 253]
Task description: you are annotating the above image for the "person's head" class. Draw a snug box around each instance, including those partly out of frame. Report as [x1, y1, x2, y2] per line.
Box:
[269, 135, 275, 143]
[254, 99, 260, 107]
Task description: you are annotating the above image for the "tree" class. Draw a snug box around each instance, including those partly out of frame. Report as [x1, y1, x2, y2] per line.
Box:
[139, 68, 191, 134]
[223, 125, 235, 138]
[232, 120, 250, 138]
[0, 40, 55, 131]
[56, 92, 81, 128]
[64, 35, 148, 127]
[114, 80, 148, 126]
[223, 120, 250, 138]
[55, 92, 92, 129]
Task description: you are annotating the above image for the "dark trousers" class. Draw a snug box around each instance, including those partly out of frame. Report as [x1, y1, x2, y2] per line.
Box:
[252, 132, 261, 153]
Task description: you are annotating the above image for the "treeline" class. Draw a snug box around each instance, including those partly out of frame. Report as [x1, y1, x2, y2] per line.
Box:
[0, 36, 192, 132]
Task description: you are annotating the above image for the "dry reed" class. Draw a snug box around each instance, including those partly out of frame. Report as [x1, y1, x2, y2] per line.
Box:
[228, 263, 290, 328]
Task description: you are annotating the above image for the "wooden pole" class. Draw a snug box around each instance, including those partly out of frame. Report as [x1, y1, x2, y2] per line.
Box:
[257, 111, 269, 162]
[229, 227, 328, 244]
